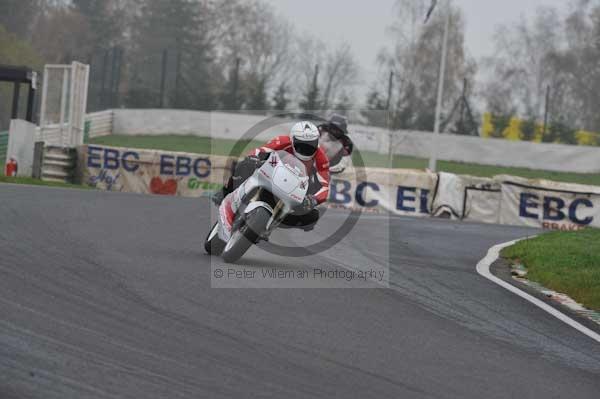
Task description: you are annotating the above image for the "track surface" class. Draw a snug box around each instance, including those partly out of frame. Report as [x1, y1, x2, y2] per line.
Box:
[1, 185, 599, 398]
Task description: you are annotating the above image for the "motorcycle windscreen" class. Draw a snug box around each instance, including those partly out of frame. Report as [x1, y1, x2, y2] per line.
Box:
[276, 151, 307, 178]
[272, 151, 309, 196]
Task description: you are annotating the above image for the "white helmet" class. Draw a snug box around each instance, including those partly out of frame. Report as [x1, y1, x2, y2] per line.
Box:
[290, 121, 320, 161]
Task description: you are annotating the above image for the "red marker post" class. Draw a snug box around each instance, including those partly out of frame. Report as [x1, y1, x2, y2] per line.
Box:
[5, 158, 18, 177]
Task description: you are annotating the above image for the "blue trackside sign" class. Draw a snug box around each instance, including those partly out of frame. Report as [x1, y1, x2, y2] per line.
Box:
[501, 179, 599, 230]
[328, 179, 431, 215]
[519, 193, 593, 227]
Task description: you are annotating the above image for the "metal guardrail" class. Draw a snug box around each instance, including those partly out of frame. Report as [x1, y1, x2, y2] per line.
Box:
[85, 110, 113, 140]
[32, 144, 77, 183]
[0, 130, 8, 169]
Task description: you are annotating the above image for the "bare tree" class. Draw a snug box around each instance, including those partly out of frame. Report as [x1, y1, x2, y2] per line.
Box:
[272, 82, 289, 111]
[30, 3, 93, 63]
[129, 0, 220, 109]
[482, 2, 600, 137]
[321, 43, 360, 110]
[0, 0, 42, 40]
[292, 36, 359, 111]
[549, 1, 600, 132]
[214, 0, 293, 110]
[374, 0, 476, 131]
[72, 0, 127, 52]
[0, 24, 44, 129]
[292, 35, 326, 110]
[482, 7, 562, 120]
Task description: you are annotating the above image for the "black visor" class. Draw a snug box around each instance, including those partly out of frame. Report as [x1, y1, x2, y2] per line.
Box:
[293, 139, 318, 157]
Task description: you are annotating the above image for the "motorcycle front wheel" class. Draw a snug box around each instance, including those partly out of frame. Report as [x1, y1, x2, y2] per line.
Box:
[222, 207, 271, 263]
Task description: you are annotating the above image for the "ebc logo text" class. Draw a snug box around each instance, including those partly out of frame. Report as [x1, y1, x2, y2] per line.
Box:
[329, 179, 429, 213]
[519, 192, 594, 226]
[87, 146, 140, 172]
[87, 146, 212, 178]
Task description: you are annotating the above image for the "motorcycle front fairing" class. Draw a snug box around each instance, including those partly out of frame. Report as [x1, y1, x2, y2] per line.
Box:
[217, 151, 309, 243]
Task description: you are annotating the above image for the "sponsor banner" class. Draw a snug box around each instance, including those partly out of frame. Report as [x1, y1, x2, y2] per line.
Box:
[78, 145, 439, 218]
[328, 167, 438, 217]
[79, 145, 232, 197]
[463, 187, 502, 224]
[498, 175, 600, 230]
[432, 172, 500, 223]
[78, 145, 600, 229]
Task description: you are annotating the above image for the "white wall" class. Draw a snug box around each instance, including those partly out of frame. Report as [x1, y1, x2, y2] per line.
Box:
[7, 120, 37, 177]
[387, 129, 600, 174]
[112, 110, 299, 142]
[104, 109, 600, 174]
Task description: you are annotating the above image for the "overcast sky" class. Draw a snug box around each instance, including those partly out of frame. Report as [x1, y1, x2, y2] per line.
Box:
[264, 0, 567, 92]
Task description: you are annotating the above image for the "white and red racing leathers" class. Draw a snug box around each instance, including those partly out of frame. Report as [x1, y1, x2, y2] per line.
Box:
[250, 135, 330, 204]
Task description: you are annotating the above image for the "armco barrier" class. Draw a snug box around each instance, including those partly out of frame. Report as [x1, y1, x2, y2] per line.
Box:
[85, 110, 114, 139]
[31, 142, 78, 183]
[40, 145, 78, 183]
[76, 144, 600, 230]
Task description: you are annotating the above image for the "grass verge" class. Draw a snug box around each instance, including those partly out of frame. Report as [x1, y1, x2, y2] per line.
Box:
[0, 175, 90, 190]
[89, 134, 600, 186]
[502, 229, 600, 311]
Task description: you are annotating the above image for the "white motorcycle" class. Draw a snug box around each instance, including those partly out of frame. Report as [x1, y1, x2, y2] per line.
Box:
[204, 150, 309, 263]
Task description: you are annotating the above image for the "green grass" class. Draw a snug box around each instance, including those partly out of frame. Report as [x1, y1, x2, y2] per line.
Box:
[0, 175, 90, 190]
[0, 130, 8, 167]
[89, 134, 600, 186]
[502, 229, 600, 310]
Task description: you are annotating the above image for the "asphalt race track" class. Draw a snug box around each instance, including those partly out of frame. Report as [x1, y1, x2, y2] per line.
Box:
[1, 184, 600, 398]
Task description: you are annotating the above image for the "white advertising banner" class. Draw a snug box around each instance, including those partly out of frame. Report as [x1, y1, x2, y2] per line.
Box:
[463, 187, 502, 224]
[77, 145, 439, 218]
[78, 145, 600, 230]
[328, 167, 438, 217]
[431, 172, 500, 222]
[78, 145, 231, 197]
[498, 175, 600, 230]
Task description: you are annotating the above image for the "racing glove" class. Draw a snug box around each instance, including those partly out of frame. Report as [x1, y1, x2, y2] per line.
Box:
[246, 155, 265, 169]
[301, 195, 318, 213]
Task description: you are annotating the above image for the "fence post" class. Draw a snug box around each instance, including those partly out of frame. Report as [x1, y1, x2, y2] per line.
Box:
[32, 141, 45, 179]
[160, 49, 168, 108]
[11, 82, 20, 119]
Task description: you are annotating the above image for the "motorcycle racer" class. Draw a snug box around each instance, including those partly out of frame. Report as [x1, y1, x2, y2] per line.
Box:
[213, 121, 330, 230]
[318, 113, 354, 174]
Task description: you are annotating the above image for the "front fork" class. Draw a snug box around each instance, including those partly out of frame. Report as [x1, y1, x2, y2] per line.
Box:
[240, 192, 286, 242]
[226, 184, 288, 244]
[266, 200, 285, 232]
